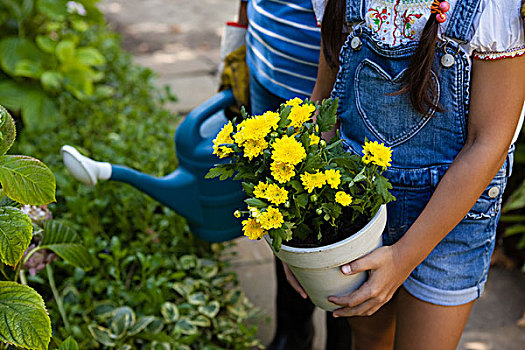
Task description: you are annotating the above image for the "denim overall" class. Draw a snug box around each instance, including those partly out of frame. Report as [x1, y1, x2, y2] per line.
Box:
[332, 0, 514, 305]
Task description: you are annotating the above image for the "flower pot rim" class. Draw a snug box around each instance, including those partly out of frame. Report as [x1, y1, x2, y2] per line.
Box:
[266, 204, 386, 253]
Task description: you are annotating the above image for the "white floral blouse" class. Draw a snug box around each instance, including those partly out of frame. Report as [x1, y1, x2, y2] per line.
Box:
[312, 0, 525, 60]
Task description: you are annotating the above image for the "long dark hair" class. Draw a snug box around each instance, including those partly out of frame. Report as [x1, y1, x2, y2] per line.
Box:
[321, 0, 441, 115]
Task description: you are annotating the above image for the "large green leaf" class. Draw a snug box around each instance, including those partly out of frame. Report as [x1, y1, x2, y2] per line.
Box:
[0, 281, 52, 350]
[0, 105, 16, 156]
[0, 155, 56, 205]
[0, 37, 44, 77]
[39, 220, 94, 270]
[0, 206, 33, 266]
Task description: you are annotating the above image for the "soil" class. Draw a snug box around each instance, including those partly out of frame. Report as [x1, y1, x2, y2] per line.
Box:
[286, 207, 370, 249]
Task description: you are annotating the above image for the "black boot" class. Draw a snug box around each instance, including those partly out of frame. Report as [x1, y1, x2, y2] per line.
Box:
[267, 258, 315, 350]
[325, 311, 352, 350]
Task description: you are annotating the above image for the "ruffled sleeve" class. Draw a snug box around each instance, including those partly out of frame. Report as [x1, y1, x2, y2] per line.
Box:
[469, 0, 525, 60]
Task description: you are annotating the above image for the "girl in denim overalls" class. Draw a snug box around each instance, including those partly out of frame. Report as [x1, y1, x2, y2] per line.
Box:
[284, 0, 525, 348]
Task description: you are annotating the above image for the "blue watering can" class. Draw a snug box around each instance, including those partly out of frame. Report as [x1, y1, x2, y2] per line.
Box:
[61, 89, 244, 242]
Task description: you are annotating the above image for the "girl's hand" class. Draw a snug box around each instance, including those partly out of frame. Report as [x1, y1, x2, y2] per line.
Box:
[328, 245, 413, 317]
[282, 262, 308, 299]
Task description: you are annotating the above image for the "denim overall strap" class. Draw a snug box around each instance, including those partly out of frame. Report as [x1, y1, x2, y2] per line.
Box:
[444, 0, 482, 42]
[345, 0, 365, 24]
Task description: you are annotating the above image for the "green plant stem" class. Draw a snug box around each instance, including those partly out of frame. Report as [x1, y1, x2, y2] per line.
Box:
[0, 264, 9, 280]
[46, 264, 70, 331]
[19, 269, 27, 285]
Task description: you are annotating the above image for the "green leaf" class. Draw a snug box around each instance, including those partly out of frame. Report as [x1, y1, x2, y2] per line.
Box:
[179, 254, 198, 270]
[188, 292, 208, 305]
[0, 281, 52, 350]
[37, 0, 68, 20]
[88, 325, 116, 347]
[0, 37, 43, 76]
[41, 71, 63, 91]
[0, 105, 16, 156]
[14, 59, 43, 79]
[503, 179, 525, 212]
[505, 225, 525, 237]
[128, 316, 155, 336]
[39, 220, 94, 269]
[58, 337, 79, 350]
[160, 302, 179, 323]
[56, 40, 76, 62]
[35, 36, 57, 54]
[205, 165, 234, 180]
[373, 176, 395, 203]
[294, 193, 309, 209]
[191, 315, 211, 328]
[174, 318, 198, 335]
[244, 198, 267, 208]
[0, 207, 33, 266]
[0, 155, 56, 205]
[76, 47, 106, 66]
[316, 98, 338, 132]
[110, 306, 134, 338]
[241, 182, 254, 196]
[198, 301, 220, 318]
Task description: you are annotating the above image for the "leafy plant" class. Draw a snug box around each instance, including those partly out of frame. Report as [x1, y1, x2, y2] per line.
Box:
[207, 98, 395, 250]
[0, 105, 93, 350]
[0, 0, 107, 131]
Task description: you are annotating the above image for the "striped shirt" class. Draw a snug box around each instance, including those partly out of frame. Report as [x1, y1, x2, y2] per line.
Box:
[245, 0, 321, 99]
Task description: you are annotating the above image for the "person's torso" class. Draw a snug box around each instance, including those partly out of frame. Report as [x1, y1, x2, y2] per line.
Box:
[246, 0, 322, 99]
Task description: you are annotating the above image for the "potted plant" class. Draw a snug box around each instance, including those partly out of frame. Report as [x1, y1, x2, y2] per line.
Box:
[206, 98, 395, 310]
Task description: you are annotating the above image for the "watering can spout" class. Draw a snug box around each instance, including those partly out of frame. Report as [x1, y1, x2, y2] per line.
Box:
[61, 145, 204, 224]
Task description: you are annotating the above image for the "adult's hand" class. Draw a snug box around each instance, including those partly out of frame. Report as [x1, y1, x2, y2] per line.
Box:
[282, 262, 308, 299]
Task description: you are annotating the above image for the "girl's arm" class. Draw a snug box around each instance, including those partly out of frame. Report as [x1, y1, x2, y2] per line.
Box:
[329, 56, 525, 317]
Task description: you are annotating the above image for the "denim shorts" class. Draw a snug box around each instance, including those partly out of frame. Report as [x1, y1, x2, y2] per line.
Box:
[382, 147, 514, 306]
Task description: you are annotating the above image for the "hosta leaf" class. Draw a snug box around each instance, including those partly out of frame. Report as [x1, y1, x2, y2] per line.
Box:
[188, 292, 208, 306]
[110, 307, 134, 338]
[87, 325, 116, 347]
[0, 105, 16, 157]
[191, 315, 211, 328]
[174, 318, 198, 335]
[0, 155, 56, 205]
[0, 206, 33, 266]
[198, 301, 220, 318]
[58, 336, 79, 350]
[160, 302, 179, 323]
[40, 220, 94, 269]
[128, 316, 155, 336]
[145, 317, 164, 334]
[0, 281, 51, 350]
[179, 254, 198, 270]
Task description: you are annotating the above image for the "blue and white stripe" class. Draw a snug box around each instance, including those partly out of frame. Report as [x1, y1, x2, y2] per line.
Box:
[246, 0, 321, 99]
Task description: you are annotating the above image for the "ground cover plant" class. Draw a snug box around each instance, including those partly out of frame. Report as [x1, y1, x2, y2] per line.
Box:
[1, 1, 262, 349]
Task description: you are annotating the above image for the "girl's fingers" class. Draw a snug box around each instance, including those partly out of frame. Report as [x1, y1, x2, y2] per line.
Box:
[328, 280, 375, 308]
[340, 247, 387, 275]
[282, 262, 308, 299]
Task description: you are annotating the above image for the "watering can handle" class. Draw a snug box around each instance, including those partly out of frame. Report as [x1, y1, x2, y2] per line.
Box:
[179, 89, 236, 146]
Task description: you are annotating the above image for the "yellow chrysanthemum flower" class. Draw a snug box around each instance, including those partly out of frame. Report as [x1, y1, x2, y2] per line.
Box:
[212, 121, 234, 158]
[253, 182, 269, 199]
[257, 206, 284, 230]
[271, 135, 306, 166]
[288, 103, 316, 129]
[324, 169, 341, 189]
[261, 111, 280, 130]
[335, 191, 353, 206]
[243, 138, 268, 160]
[271, 161, 295, 183]
[236, 115, 272, 143]
[285, 97, 303, 107]
[242, 218, 266, 240]
[362, 140, 392, 167]
[265, 183, 289, 205]
[309, 133, 320, 146]
[300, 171, 326, 193]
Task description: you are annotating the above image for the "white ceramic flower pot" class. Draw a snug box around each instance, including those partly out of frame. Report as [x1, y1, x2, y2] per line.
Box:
[266, 205, 387, 311]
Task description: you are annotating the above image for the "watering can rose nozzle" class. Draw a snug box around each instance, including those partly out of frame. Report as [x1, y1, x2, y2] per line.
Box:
[61, 145, 112, 186]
